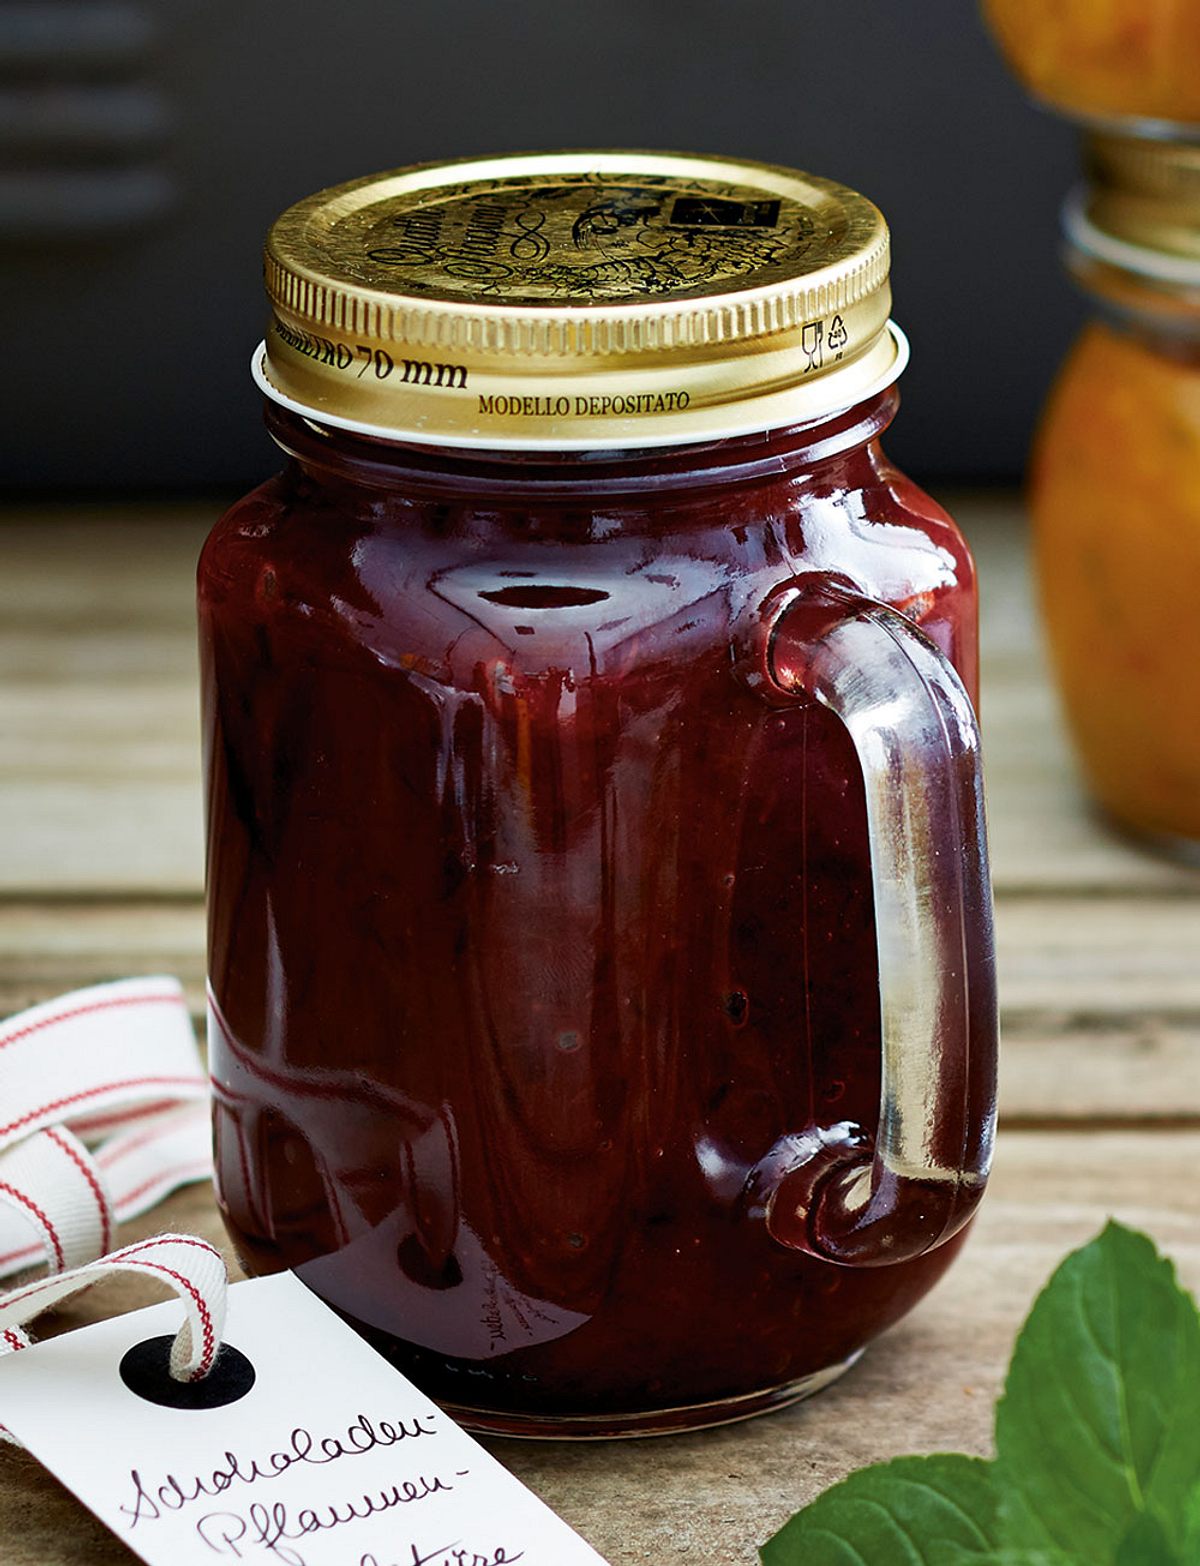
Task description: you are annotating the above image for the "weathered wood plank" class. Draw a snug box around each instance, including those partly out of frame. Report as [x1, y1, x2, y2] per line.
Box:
[997, 895, 1200, 1016]
[0, 688, 198, 776]
[0, 781, 203, 896]
[1000, 1026, 1200, 1123]
[0, 1132, 1195, 1565]
[0, 513, 204, 893]
[0, 903, 207, 1017]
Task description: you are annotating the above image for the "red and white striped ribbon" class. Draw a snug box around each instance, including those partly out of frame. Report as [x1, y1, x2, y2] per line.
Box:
[0, 978, 227, 1439]
[0, 1234, 226, 1378]
[0, 977, 212, 1281]
[0, 1232, 228, 1443]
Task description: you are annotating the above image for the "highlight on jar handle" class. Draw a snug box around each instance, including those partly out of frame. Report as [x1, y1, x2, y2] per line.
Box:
[758, 583, 998, 1268]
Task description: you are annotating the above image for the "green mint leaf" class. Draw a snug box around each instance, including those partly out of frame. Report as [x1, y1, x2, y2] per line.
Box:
[977, 1557, 1075, 1564]
[995, 1221, 1200, 1560]
[757, 1453, 1000, 1565]
[971, 1557, 1075, 1565]
[1114, 1512, 1182, 1566]
[1182, 1483, 1200, 1558]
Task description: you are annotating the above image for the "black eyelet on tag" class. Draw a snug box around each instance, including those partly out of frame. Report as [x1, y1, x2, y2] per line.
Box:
[119, 1336, 256, 1410]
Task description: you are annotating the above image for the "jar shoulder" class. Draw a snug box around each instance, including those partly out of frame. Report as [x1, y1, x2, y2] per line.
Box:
[199, 451, 978, 694]
[200, 451, 974, 607]
[198, 473, 296, 606]
[838, 449, 976, 604]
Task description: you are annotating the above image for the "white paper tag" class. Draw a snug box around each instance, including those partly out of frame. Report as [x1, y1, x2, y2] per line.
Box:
[0, 1271, 609, 1566]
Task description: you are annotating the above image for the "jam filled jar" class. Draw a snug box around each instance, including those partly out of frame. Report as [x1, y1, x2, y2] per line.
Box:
[1033, 136, 1200, 852]
[200, 152, 998, 1436]
[979, 5, 1200, 854]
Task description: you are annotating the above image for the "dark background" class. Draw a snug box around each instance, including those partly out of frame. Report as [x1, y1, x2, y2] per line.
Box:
[1, 0, 1082, 492]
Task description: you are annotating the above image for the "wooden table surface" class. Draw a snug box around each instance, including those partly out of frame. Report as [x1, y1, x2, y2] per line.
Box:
[1, 494, 1198, 1563]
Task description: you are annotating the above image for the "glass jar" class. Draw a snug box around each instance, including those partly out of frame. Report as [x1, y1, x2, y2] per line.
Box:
[982, 0, 1200, 129]
[1033, 136, 1200, 851]
[199, 153, 998, 1437]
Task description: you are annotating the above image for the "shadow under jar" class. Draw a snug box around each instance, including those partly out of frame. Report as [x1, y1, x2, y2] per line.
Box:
[199, 152, 998, 1437]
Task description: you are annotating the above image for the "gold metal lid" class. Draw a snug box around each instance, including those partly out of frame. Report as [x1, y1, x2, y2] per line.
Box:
[1084, 134, 1200, 261]
[1066, 134, 1200, 323]
[255, 151, 905, 449]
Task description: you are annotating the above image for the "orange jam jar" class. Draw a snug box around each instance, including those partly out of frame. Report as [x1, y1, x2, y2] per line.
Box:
[1033, 136, 1200, 851]
[982, 0, 1200, 129]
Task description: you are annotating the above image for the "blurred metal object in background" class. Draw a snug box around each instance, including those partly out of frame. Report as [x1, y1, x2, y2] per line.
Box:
[0, 3, 173, 240]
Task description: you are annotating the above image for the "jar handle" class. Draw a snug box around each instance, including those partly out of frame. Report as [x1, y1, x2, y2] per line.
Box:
[758, 583, 998, 1267]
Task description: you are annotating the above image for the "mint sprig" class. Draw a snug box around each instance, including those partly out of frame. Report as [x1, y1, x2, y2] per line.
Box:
[759, 1223, 1200, 1566]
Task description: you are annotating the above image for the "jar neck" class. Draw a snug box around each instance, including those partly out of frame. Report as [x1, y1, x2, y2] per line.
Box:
[263, 389, 900, 502]
[1069, 243, 1200, 356]
[1088, 291, 1200, 362]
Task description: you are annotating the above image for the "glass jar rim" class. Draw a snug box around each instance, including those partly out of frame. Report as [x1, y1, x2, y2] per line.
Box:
[1064, 187, 1200, 289]
[261, 383, 903, 500]
[1064, 189, 1200, 331]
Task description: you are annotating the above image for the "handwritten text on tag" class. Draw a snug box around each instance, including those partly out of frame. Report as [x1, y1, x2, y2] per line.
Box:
[0, 1271, 608, 1566]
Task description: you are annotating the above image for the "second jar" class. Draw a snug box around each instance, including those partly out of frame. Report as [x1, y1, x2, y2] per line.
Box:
[1033, 135, 1200, 853]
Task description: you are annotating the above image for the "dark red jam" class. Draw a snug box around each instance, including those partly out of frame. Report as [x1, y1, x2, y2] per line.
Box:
[200, 389, 983, 1435]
